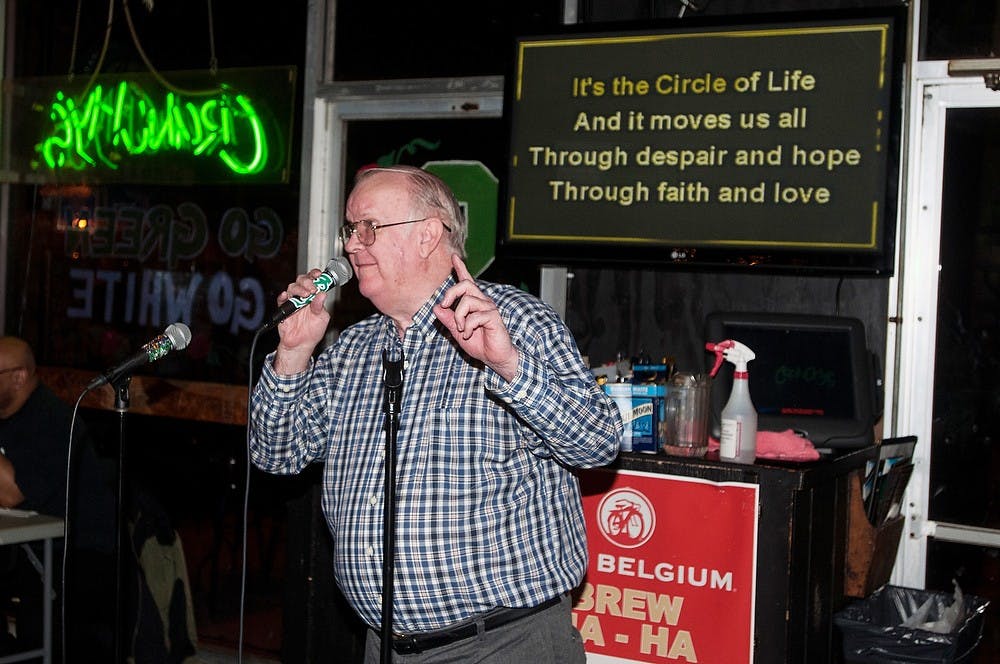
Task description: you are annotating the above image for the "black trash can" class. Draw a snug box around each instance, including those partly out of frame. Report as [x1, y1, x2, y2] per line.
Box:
[834, 585, 989, 663]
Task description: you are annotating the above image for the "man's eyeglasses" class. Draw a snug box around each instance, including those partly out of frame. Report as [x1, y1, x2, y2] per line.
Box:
[340, 217, 452, 247]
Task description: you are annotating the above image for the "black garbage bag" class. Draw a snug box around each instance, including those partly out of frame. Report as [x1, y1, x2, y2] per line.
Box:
[835, 584, 989, 663]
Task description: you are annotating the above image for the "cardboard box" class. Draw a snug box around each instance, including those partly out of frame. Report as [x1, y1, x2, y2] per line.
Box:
[604, 383, 665, 454]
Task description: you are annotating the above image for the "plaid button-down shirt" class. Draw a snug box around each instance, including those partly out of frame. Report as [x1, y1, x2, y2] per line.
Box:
[250, 277, 623, 632]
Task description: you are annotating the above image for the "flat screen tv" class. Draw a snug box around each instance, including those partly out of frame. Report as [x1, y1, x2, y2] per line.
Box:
[500, 7, 906, 274]
[704, 311, 879, 450]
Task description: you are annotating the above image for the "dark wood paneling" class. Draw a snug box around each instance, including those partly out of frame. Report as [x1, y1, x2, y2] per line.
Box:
[37, 366, 247, 426]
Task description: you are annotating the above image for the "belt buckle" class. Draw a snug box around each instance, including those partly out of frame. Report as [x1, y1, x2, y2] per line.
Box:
[392, 634, 423, 655]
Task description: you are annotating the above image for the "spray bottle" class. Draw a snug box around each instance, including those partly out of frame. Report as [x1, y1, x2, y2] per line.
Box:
[706, 340, 757, 464]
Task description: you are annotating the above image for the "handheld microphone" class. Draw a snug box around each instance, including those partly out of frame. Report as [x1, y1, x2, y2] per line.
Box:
[87, 322, 193, 389]
[262, 257, 353, 331]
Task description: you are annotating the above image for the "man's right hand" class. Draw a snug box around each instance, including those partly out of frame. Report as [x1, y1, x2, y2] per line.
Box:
[272, 268, 331, 375]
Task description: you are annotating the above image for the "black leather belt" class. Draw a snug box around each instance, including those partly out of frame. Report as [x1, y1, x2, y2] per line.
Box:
[392, 595, 562, 654]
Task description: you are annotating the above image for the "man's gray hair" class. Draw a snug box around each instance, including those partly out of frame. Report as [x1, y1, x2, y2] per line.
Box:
[355, 165, 468, 258]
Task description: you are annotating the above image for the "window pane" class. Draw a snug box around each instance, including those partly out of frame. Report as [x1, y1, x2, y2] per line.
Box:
[922, 1, 1000, 60]
[928, 108, 1000, 529]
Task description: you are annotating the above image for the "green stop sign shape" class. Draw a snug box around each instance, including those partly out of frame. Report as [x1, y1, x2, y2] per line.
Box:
[423, 160, 498, 277]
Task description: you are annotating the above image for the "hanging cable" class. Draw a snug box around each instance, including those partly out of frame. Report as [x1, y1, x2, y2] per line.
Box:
[77, 0, 115, 98]
[121, 0, 222, 96]
[70, 0, 225, 97]
[68, 0, 83, 79]
[236, 333, 260, 664]
[207, 0, 219, 75]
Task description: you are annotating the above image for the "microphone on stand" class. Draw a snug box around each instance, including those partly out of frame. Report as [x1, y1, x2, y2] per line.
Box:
[87, 322, 193, 390]
[261, 257, 353, 331]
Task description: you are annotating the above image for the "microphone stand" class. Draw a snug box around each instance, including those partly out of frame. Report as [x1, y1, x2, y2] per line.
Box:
[110, 375, 131, 664]
[379, 350, 404, 664]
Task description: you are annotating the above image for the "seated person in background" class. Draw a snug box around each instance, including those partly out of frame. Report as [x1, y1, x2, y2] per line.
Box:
[0, 336, 115, 657]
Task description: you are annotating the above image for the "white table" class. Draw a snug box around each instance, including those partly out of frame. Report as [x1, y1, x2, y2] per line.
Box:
[0, 512, 64, 664]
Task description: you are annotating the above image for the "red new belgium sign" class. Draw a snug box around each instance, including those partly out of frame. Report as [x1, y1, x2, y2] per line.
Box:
[575, 469, 759, 663]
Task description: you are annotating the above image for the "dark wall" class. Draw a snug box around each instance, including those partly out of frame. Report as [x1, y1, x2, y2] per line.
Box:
[566, 268, 888, 374]
[582, 0, 903, 22]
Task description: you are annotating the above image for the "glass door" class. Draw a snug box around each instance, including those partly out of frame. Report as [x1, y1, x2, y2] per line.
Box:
[894, 68, 1000, 659]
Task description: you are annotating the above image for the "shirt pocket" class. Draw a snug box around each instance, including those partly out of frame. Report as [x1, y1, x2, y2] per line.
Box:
[429, 366, 519, 466]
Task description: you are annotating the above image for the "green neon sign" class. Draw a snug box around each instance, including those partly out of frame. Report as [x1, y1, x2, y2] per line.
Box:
[14, 67, 295, 184]
[37, 82, 266, 174]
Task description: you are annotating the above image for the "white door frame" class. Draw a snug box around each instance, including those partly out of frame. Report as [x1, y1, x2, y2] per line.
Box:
[890, 60, 1000, 588]
[302, 77, 504, 274]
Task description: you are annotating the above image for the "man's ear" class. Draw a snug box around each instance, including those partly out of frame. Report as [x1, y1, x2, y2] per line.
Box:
[417, 217, 446, 258]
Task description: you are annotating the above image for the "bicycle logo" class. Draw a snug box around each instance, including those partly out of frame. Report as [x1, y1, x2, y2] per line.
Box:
[597, 488, 656, 548]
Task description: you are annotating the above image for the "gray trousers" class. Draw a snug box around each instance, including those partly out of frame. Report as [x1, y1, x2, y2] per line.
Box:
[364, 593, 586, 664]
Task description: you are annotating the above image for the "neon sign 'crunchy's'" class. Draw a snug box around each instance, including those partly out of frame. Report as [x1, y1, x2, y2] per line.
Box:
[34, 81, 268, 176]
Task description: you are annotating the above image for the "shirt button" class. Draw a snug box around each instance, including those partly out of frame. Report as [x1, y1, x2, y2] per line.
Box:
[367, 545, 374, 556]
[516, 390, 528, 399]
[369, 495, 378, 506]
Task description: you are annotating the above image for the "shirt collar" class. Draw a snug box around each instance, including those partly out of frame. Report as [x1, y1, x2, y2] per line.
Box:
[380, 274, 458, 344]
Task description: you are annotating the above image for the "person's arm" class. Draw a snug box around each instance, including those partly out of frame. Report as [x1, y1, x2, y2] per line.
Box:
[248, 356, 332, 474]
[0, 453, 26, 508]
[485, 301, 623, 468]
[248, 266, 341, 474]
[435, 255, 623, 468]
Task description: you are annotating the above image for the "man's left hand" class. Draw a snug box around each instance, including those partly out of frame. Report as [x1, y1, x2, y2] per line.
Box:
[434, 255, 519, 382]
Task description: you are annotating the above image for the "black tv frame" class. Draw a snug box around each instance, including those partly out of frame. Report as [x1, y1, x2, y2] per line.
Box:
[704, 311, 879, 450]
[498, 6, 908, 276]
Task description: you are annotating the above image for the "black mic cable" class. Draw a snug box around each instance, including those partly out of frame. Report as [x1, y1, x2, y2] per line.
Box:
[239, 257, 352, 662]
